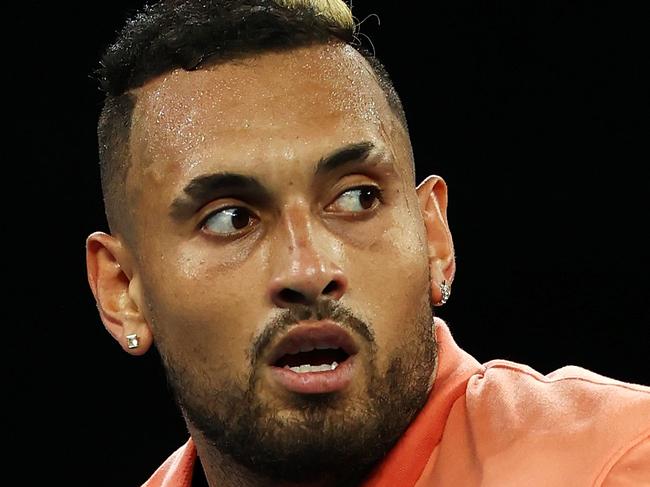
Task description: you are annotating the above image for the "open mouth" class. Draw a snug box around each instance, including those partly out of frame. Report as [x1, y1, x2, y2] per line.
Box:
[266, 321, 359, 394]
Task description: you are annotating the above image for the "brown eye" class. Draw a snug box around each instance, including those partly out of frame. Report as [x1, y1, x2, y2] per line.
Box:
[333, 185, 384, 213]
[202, 207, 255, 235]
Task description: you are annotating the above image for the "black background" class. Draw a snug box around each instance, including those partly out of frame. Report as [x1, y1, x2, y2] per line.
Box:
[11, 1, 648, 485]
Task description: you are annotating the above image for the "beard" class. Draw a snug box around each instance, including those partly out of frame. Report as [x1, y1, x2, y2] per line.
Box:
[155, 291, 438, 486]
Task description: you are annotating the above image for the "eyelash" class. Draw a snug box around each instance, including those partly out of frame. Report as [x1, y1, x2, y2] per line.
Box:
[199, 184, 385, 235]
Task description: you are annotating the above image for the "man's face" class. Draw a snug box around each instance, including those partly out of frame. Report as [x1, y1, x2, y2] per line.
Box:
[125, 41, 438, 483]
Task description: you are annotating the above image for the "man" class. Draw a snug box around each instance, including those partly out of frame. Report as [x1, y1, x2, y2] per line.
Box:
[85, 0, 650, 485]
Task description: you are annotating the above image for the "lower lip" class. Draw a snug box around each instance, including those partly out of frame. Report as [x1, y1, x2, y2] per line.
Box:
[268, 355, 357, 394]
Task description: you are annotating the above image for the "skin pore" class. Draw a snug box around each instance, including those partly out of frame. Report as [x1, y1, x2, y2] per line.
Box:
[86, 40, 455, 487]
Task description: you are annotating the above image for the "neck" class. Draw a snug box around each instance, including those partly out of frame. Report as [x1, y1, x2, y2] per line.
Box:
[191, 432, 367, 487]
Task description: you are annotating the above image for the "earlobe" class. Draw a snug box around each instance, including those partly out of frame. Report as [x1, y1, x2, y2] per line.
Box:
[85, 232, 153, 355]
[416, 175, 456, 305]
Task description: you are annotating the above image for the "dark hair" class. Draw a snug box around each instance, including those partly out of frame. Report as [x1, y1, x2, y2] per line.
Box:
[96, 0, 410, 241]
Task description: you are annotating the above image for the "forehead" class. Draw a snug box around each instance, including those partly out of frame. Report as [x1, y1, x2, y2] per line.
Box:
[128, 41, 405, 190]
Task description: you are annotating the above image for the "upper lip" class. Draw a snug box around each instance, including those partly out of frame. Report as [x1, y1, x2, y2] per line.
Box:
[266, 320, 359, 365]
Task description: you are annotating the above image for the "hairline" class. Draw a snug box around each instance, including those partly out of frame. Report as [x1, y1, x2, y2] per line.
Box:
[102, 40, 414, 246]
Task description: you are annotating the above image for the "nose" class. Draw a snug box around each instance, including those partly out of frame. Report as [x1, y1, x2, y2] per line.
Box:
[268, 205, 348, 308]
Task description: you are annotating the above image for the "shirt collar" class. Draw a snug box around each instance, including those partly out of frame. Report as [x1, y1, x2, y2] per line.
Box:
[359, 316, 484, 486]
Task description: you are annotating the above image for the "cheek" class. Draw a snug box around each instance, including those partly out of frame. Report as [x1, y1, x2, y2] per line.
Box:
[346, 209, 430, 356]
[138, 247, 263, 377]
[362, 202, 429, 291]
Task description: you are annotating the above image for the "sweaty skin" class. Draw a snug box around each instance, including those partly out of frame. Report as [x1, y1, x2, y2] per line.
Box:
[86, 40, 455, 487]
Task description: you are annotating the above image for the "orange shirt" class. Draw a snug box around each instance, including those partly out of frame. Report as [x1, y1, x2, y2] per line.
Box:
[142, 318, 650, 486]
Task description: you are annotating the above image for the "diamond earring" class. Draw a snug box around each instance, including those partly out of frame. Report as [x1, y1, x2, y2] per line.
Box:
[437, 280, 451, 306]
[126, 333, 140, 349]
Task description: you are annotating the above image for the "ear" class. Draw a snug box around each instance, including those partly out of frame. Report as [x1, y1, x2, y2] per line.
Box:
[85, 232, 153, 355]
[416, 175, 456, 305]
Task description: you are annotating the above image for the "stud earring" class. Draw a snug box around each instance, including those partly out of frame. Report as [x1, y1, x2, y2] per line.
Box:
[126, 333, 140, 349]
[437, 280, 451, 306]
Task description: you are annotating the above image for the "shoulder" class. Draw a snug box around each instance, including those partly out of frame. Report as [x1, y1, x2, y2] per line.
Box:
[461, 360, 650, 483]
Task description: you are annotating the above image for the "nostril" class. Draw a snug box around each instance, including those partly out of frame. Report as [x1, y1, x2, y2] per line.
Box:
[323, 281, 338, 295]
[279, 288, 306, 304]
[270, 275, 347, 307]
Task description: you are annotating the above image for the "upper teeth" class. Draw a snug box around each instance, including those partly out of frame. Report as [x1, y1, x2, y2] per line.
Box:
[285, 362, 339, 373]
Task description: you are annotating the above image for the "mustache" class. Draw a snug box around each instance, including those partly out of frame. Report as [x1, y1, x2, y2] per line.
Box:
[248, 298, 376, 367]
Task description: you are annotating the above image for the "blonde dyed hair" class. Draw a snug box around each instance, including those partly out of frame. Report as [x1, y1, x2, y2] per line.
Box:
[276, 0, 355, 32]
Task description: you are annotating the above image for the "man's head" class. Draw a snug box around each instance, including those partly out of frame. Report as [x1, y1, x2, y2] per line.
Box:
[86, 0, 455, 484]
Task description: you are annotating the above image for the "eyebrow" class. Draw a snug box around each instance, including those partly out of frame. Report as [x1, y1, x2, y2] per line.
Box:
[314, 141, 374, 177]
[169, 141, 376, 221]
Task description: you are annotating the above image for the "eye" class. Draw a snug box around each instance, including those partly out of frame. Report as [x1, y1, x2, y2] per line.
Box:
[201, 207, 257, 236]
[331, 185, 384, 213]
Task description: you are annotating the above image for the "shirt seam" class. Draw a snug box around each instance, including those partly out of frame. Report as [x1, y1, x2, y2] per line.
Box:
[483, 361, 650, 394]
[592, 427, 650, 486]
